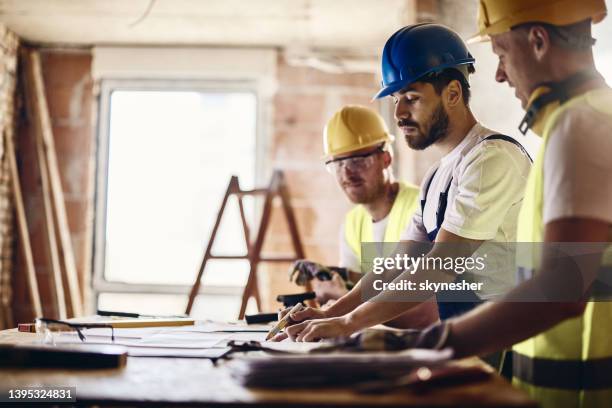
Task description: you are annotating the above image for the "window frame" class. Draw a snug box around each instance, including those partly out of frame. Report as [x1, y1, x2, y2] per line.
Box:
[92, 78, 265, 308]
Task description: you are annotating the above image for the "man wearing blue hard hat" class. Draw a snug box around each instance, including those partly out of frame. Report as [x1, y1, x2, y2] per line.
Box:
[277, 23, 532, 341]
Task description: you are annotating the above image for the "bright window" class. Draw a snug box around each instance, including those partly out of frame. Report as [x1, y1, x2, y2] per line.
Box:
[94, 81, 259, 319]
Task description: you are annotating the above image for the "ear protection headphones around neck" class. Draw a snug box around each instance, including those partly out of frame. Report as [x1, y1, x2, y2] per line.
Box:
[519, 69, 601, 135]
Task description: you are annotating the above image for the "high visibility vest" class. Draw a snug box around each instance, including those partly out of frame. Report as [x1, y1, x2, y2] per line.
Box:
[344, 181, 419, 262]
[514, 88, 612, 408]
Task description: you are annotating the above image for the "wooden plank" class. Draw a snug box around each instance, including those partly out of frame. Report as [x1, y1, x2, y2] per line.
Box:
[5, 130, 42, 318]
[35, 127, 67, 319]
[22, 48, 68, 319]
[21, 51, 67, 319]
[25, 50, 82, 317]
[71, 318, 195, 329]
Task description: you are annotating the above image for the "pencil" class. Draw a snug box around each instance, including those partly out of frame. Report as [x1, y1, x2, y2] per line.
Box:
[265, 303, 304, 341]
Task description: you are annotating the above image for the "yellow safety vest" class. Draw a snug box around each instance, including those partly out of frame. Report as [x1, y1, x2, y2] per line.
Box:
[344, 181, 419, 262]
[514, 88, 612, 408]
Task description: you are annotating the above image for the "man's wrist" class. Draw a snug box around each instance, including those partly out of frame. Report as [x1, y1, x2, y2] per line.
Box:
[443, 320, 467, 358]
[343, 311, 365, 334]
[322, 302, 340, 318]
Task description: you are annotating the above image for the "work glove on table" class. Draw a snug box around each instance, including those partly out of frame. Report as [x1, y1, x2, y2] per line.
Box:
[313, 322, 451, 353]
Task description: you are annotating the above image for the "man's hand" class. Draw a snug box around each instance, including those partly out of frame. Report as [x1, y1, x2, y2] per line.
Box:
[290, 260, 352, 304]
[311, 273, 349, 304]
[269, 306, 328, 342]
[285, 316, 357, 342]
[278, 305, 328, 321]
[289, 260, 329, 286]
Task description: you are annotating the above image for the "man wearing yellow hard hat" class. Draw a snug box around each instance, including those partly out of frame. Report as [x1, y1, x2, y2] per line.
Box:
[424, 1, 611, 407]
[290, 105, 438, 328]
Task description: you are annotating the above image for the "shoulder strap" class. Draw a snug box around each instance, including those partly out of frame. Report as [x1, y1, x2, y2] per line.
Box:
[420, 168, 438, 217]
[482, 134, 533, 163]
[420, 167, 454, 238]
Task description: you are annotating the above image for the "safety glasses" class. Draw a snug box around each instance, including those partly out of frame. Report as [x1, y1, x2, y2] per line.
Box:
[325, 145, 384, 174]
[35, 318, 115, 345]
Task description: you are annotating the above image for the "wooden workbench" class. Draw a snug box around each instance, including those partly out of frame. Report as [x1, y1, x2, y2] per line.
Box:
[0, 329, 536, 407]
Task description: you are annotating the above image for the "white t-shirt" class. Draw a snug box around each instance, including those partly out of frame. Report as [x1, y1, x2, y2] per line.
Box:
[402, 123, 532, 299]
[543, 95, 612, 228]
[339, 216, 389, 272]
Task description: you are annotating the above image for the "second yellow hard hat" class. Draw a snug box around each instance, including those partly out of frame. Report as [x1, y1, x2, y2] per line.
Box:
[323, 105, 393, 159]
[468, 0, 607, 43]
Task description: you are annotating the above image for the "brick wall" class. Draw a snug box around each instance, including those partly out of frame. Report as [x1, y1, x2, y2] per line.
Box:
[12, 49, 95, 322]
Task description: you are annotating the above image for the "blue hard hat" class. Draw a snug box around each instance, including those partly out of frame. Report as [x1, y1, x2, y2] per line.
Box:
[373, 23, 475, 100]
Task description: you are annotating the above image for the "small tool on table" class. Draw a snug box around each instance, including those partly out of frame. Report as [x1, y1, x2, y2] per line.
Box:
[245, 312, 278, 324]
[276, 292, 316, 308]
[97, 309, 187, 319]
[265, 303, 304, 341]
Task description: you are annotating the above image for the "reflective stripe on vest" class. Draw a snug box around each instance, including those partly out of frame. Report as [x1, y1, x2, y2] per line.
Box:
[514, 89, 612, 406]
[514, 352, 612, 390]
[344, 181, 419, 261]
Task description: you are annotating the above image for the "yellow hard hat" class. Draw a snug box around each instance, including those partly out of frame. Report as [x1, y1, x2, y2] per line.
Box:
[323, 105, 393, 159]
[468, 0, 607, 43]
